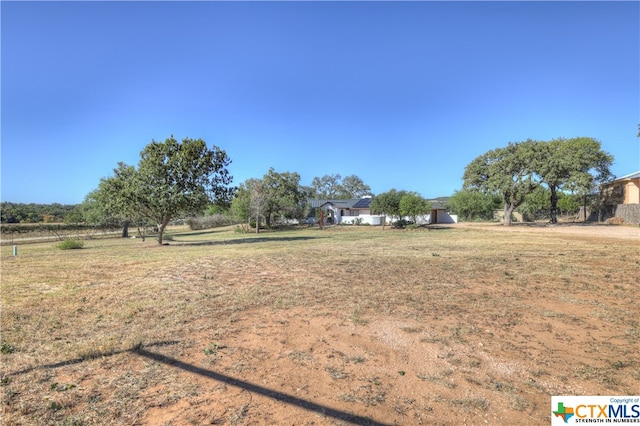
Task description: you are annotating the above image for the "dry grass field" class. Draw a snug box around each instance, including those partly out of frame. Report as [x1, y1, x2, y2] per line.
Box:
[1, 223, 639, 425]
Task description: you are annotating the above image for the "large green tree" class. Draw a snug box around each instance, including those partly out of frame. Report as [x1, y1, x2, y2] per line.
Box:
[463, 140, 541, 226]
[261, 168, 310, 227]
[231, 178, 262, 230]
[311, 174, 343, 199]
[338, 175, 372, 198]
[399, 193, 431, 224]
[370, 189, 408, 228]
[446, 189, 500, 221]
[231, 169, 310, 229]
[310, 174, 371, 199]
[96, 136, 234, 244]
[535, 137, 613, 223]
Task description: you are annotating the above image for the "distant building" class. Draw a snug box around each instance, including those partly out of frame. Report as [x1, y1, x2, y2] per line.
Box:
[605, 171, 640, 204]
[309, 197, 382, 225]
[308, 197, 457, 226]
[601, 171, 640, 224]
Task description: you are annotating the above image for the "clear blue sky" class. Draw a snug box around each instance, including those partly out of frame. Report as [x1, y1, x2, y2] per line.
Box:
[2, 1, 638, 205]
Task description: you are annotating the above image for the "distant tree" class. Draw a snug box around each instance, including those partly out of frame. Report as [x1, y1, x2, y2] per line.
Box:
[517, 186, 551, 221]
[399, 193, 431, 224]
[370, 189, 408, 228]
[250, 182, 267, 233]
[463, 140, 541, 226]
[337, 175, 372, 198]
[261, 168, 310, 227]
[95, 136, 234, 244]
[230, 178, 260, 227]
[232, 169, 310, 229]
[557, 192, 581, 216]
[311, 174, 342, 198]
[90, 163, 146, 237]
[311, 173, 371, 199]
[0, 202, 77, 223]
[446, 190, 500, 221]
[535, 137, 613, 223]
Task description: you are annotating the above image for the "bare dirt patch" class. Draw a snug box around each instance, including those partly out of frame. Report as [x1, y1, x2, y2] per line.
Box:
[1, 225, 638, 425]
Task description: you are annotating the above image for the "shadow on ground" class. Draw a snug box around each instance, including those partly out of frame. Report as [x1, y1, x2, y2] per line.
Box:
[170, 236, 324, 246]
[6, 341, 388, 426]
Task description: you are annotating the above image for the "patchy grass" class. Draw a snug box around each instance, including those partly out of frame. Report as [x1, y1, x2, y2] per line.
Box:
[1, 224, 638, 424]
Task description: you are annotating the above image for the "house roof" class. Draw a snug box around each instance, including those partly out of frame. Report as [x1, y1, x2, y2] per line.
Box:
[352, 198, 372, 209]
[612, 171, 640, 182]
[310, 197, 372, 209]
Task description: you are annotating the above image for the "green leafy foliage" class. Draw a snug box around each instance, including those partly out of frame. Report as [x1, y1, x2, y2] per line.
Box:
[462, 138, 614, 225]
[57, 239, 85, 250]
[1, 342, 16, 354]
[93, 136, 234, 244]
[446, 190, 500, 221]
[231, 169, 310, 229]
[0, 202, 77, 223]
[535, 137, 613, 223]
[310, 174, 372, 199]
[463, 140, 540, 225]
[186, 214, 231, 230]
[399, 193, 431, 224]
[370, 189, 409, 226]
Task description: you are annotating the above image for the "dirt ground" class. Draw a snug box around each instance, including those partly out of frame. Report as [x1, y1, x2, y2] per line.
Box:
[140, 224, 639, 425]
[458, 221, 640, 241]
[1, 223, 638, 426]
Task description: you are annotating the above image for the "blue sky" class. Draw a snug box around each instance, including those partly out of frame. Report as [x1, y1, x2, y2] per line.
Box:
[2, 1, 638, 205]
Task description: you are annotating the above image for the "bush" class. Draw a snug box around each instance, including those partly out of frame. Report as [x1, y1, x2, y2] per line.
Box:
[57, 239, 85, 250]
[392, 219, 411, 229]
[186, 214, 231, 230]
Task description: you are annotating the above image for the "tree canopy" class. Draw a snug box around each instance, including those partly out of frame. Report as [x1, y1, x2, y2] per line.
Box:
[370, 189, 408, 228]
[231, 168, 310, 229]
[446, 190, 500, 221]
[535, 137, 613, 223]
[94, 136, 234, 243]
[399, 193, 431, 224]
[463, 140, 540, 225]
[463, 137, 614, 225]
[0, 202, 77, 223]
[311, 174, 371, 199]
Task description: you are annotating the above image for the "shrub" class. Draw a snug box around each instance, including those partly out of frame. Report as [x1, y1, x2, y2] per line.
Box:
[392, 219, 411, 229]
[186, 214, 231, 230]
[57, 239, 85, 250]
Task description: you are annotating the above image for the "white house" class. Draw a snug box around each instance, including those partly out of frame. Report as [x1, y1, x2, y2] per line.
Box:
[308, 198, 457, 226]
[309, 197, 384, 225]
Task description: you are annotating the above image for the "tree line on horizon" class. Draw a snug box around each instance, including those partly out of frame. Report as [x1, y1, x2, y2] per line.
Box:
[1, 135, 617, 240]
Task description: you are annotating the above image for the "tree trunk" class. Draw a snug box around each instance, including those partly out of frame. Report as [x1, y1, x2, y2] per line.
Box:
[121, 221, 130, 238]
[157, 220, 169, 244]
[549, 186, 558, 224]
[503, 203, 515, 226]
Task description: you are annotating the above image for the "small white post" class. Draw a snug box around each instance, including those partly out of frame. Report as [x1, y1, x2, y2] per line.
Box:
[13, 245, 18, 256]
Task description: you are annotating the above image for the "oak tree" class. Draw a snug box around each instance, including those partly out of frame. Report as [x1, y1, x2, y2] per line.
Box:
[96, 136, 234, 244]
[463, 140, 540, 226]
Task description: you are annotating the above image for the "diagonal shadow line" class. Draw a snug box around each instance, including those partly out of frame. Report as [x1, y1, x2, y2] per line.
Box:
[136, 348, 391, 426]
[4, 341, 181, 377]
[171, 236, 324, 246]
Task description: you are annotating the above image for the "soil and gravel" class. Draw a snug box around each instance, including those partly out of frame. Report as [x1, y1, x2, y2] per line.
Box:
[1, 223, 638, 425]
